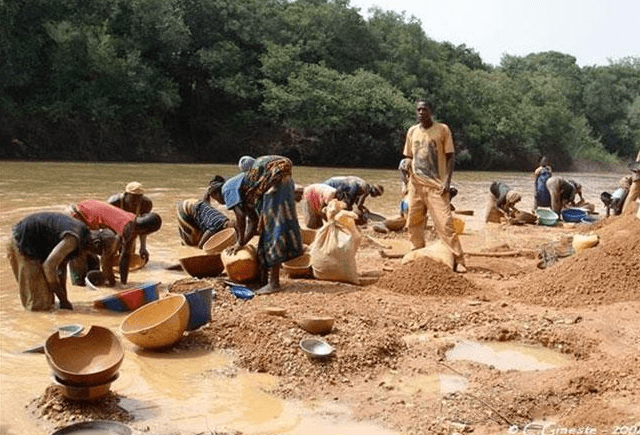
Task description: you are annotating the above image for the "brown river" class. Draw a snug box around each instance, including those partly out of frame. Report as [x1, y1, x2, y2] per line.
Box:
[0, 161, 624, 435]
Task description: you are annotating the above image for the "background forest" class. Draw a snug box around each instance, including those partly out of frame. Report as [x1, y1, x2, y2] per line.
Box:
[1, 0, 639, 170]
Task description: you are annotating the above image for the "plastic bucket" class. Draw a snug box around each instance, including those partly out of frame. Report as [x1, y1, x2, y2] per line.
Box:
[184, 288, 213, 331]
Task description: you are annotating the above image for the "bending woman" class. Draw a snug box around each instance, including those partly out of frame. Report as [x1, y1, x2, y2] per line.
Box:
[208, 155, 303, 295]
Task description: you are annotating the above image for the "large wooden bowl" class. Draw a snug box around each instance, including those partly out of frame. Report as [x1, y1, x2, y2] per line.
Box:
[202, 228, 236, 254]
[283, 252, 312, 278]
[120, 294, 189, 349]
[44, 325, 124, 386]
[300, 228, 317, 245]
[179, 253, 224, 278]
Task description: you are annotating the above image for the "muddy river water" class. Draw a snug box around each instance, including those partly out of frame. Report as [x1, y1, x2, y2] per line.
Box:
[0, 161, 624, 435]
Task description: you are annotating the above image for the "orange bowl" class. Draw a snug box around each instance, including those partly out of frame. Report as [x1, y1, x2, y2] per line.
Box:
[179, 253, 224, 278]
[298, 316, 335, 335]
[120, 294, 189, 349]
[45, 326, 124, 386]
[202, 228, 236, 254]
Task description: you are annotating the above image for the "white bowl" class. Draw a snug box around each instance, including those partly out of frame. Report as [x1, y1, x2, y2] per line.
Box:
[299, 338, 334, 358]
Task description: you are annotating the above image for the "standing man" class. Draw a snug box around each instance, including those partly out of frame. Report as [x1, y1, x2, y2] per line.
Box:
[403, 98, 465, 272]
[107, 181, 153, 263]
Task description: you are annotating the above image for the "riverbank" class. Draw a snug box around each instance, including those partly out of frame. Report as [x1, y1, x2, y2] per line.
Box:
[27, 211, 640, 435]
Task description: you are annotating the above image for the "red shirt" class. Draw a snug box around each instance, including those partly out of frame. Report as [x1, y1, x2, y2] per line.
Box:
[76, 200, 135, 234]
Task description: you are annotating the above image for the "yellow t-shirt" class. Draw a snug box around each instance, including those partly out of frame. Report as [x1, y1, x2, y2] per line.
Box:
[403, 122, 454, 186]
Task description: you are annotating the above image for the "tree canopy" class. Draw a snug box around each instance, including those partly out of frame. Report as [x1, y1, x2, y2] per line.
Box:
[1, 0, 638, 170]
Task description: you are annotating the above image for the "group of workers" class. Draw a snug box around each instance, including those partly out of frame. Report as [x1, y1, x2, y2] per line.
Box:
[8, 98, 639, 311]
[8, 183, 162, 311]
[485, 153, 640, 224]
[485, 157, 587, 224]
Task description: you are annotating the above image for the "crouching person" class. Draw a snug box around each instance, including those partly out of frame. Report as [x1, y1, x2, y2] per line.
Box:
[70, 200, 162, 285]
[7, 212, 118, 311]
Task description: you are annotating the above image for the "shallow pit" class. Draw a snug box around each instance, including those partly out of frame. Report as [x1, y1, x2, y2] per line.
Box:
[445, 340, 571, 371]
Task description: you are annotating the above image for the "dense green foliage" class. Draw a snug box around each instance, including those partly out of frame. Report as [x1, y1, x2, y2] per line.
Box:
[1, 0, 639, 169]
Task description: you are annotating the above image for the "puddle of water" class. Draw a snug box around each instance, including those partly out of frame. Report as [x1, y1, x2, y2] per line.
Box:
[446, 340, 571, 371]
[380, 372, 468, 396]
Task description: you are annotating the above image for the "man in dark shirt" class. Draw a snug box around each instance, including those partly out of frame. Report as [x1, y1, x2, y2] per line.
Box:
[7, 212, 117, 310]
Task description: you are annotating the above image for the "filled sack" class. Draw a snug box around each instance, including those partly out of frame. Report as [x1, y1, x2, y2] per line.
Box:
[310, 200, 360, 284]
[401, 239, 454, 270]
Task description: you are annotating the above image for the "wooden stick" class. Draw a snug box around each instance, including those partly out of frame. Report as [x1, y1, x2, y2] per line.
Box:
[365, 234, 392, 249]
[464, 249, 536, 257]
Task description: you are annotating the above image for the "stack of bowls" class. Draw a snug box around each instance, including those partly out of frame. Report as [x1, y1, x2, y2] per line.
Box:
[45, 326, 124, 400]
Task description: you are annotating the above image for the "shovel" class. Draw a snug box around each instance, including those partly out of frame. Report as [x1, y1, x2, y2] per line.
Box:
[22, 324, 84, 354]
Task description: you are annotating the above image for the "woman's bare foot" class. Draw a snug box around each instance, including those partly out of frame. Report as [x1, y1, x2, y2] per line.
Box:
[255, 283, 279, 295]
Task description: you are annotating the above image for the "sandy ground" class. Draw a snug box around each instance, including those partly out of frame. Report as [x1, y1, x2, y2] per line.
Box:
[31, 213, 640, 435]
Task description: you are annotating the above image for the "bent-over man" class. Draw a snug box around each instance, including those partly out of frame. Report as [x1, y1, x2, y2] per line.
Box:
[7, 212, 117, 310]
[70, 200, 161, 285]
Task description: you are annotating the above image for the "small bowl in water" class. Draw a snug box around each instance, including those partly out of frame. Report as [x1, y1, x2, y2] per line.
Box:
[299, 338, 334, 359]
[50, 419, 131, 435]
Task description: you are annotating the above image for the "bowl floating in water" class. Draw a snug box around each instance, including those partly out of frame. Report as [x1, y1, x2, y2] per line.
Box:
[299, 338, 334, 358]
[120, 294, 189, 349]
[561, 208, 587, 223]
[45, 325, 124, 386]
[52, 372, 119, 401]
[93, 281, 159, 311]
[50, 419, 132, 435]
[109, 253, 147, 273]
[536, 208, 559, 226]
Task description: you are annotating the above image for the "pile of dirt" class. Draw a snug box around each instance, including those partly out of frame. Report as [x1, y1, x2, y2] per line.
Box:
[28, 387, 132, 428]
[173, 281, 410, 397]
[508, 214, 640, 307]
[376, 256, 483, 297]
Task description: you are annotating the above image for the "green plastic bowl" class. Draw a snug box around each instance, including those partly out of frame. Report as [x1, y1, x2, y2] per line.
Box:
[536, 208, 559, 226]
